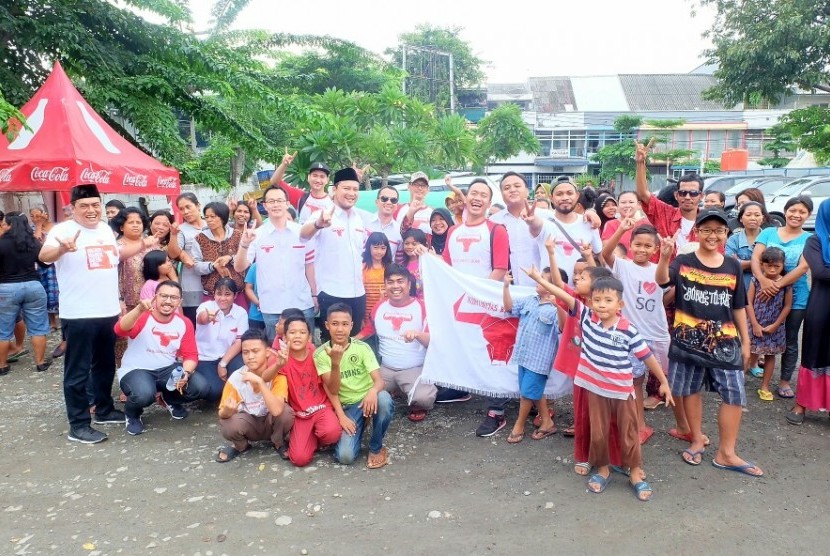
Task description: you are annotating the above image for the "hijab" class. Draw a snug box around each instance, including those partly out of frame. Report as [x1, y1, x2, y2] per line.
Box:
[429, 208, 453, 255]
[813, 199, 830, 268]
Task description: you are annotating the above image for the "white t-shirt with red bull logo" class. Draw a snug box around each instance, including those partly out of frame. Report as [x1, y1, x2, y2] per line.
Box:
[442, 221, 510, 279]
[194, 301, 249, 360]
[370, 298, 428, 370]
[115, 311, 197, 381]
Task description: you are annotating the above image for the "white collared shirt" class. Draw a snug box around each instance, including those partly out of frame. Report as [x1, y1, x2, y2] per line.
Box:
[363, 212, 402, 256]
[246, 219, 315, 313]
[308, 205, 365, 298]
[195, 301, 249, 360]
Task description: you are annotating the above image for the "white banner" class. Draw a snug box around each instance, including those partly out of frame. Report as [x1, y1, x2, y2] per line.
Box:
[420, 255, 572, 399]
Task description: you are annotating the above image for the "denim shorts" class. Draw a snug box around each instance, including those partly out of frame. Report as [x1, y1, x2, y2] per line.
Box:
[0, 281, 50, 340]
[518, 365, 548, 400]
[668, 360, 746, 406]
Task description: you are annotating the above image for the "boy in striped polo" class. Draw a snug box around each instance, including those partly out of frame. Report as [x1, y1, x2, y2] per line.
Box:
[524, 270, 674, 502]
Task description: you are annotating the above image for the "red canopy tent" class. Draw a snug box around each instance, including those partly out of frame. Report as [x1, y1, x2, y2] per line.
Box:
[0, 61, 180, 205]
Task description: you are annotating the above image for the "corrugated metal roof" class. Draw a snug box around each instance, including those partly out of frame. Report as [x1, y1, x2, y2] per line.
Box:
[528, 77, 576, 113]
[619, 74, 728, 111]
[487, 83, 529, 95]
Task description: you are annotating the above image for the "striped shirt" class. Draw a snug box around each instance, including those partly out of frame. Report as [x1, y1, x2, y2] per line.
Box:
[573, 301, 652, 401]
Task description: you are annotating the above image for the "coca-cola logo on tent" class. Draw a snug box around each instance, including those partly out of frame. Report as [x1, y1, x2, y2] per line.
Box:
[79, 167, 112, 184]
[31, 166, 70, 182]
[0, 168, 12, 182]
[156, 176, 177, 189]
[123, 172, 148, 188]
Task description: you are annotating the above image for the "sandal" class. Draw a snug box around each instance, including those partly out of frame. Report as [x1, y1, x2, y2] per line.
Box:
[668, 428, 710, 446]
[0, 365, 9, 376]
[507, 431, 525, 444]
[562, 426, 575, 437]
[367, 447, 389, 469]
[7, 349, 29, 363]
[681, 449, 705, 466]
[777, 386, 795, 399]
[532, 409, 555, 428]
[574, 462, 590, 476]
[530, 427, 557, 440]
[757, 389, 773, 401]
[587, 472, 611, 494]
[407, 409, 427, 422]
[630, 480, 653, 502]
[35, 361, 52, 372]
[215, 444, 250, 463]
[643, 396, 664, 410]
[749, 367, 764, 378]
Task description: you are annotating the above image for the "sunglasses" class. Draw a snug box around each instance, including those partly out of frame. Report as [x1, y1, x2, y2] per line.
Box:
[379, 196, 399, 204]
[676, 190, 701, 198]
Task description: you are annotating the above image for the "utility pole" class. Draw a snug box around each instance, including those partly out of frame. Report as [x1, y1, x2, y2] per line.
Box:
[400, 44, 455, 113]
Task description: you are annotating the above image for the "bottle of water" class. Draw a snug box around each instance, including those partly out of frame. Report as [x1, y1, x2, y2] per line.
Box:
[166, 365, 184, 391]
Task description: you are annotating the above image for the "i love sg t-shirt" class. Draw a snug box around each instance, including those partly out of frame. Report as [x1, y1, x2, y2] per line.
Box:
[667, 253, 747, 369]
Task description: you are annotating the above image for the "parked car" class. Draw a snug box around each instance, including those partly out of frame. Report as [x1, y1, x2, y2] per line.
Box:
[722, 176, 793, 211]
[702, 174, 752, 194]
[765, 176, 830, 230]
[356, 174, 504, 213]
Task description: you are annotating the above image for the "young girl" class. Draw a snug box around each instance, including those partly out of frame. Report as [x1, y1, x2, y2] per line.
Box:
[194, 278, 249, 402]
[139, 249, 177, 301]
[362, 232, 392, 331]
[747, 247, 792, 401]
[402, 229, 428, 299]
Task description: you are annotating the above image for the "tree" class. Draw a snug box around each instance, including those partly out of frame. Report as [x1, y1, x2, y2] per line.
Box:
[757, 123, 796, 167]
[700, 0, 830, 106]
[0, 0, 375, 189]
[387, 24, 486, 114]
[475, 104, 541, 170]
[0, 86, 25, 139]
[593, 116, 641, 182]
[275, 45, 400, 95]
[775, 106, 830, 165]
[644, 119, 695, 176]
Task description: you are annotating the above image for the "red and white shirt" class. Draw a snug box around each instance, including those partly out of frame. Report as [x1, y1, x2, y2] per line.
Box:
[115, 311, 198, 380]
[308, 205, 366, 298]
[442, 221, 509, 279]
[246, 219, 315, 313]
[366, 298, 428, 370]
[394, 203, 433, 236]
[195, 301, 248, 360]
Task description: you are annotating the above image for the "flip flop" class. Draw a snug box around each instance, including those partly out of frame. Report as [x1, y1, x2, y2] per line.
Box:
[507, 432, 525, 444]
[562, 426, 575, 437]
[749, 367, 764, 378]
[757, 389, 773, 401]
[639, 426, 654, 445]
[7, 349, 29, 363]
[587, 473, 611, 494]
[777, 386, 795, 399]
[610, 465, 630, 477]
[630, 480, 653, 502]
[712, 459, 764, 477]
[367, 447, 389, 469]
[668, 428, 711, 446]
[530, 427, 557, 440]
[532, 409, 555, 428]
[215, 444, 250, 463]
[643, 397, 664, 410]
[574, 462, 591, 476]
[407, 409, 427, 422]
[681, 448, 705, 466]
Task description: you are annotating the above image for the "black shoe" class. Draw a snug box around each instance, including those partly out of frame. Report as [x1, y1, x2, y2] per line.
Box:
[35, 360, 52, 372]
[167, 404, 188, 420]
[126, 415, 145, 436]
[93, 409, 127, 425]
[475, 410, 506, 437]
[435, 388, 472, 403]
[68, 425, 108, 444]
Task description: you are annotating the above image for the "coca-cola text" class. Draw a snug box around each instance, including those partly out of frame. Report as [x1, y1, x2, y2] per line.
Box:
[79, 167, 112, 184]
[156, 176, 178, 189]
[123, 173, 148, 188]
[0, 168, 12, 182]
[30, 166, 70, 182]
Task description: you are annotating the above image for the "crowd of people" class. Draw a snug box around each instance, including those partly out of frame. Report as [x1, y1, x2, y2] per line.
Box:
[2, 139, 829, 503]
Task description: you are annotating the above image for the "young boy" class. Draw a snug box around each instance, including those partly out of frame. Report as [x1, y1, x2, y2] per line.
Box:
[270, 314, 341, 467]
[656, 208, 762, 476]
[314, 303, 395, 469]
[525, 268, 674, 501]
[216, 329, 295, 463]
[503, 267, 559, 443]
[602, 220, 670, 445]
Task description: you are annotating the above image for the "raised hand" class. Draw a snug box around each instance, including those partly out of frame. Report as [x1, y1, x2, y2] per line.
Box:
[352, 163, 372, 182]
[620, 217, 637, 231]
[57, 230, 81, 253]
[170, 221, 180, 236]
[317, 206, 334, 229]
[634, 137, 655, 164]
[138, 298, 153, 312]
[227, 197, 238, 213]
[282, 147, 297, 166]
[578, 241, 593, 259]
[544, 236, 556, 254]
[503, 270, 513, 286]
[521, 264, 542, 282]
[520, 200, 536, 224]
[142, 235, 160, 249]
[241, 370, 264, 393]
[324, 342, 345, 366]
[240, 227, 256, 249]
[659, 231, 677, 257]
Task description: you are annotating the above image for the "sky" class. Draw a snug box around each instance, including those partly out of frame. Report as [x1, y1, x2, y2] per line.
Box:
[192, 0, 717, 82]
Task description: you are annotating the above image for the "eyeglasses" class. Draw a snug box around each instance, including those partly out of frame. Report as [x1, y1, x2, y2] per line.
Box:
[676, 190, 701, 198]
[410, 182, 428, 188]
[263, 199, 288, 206]
[157, 293, 181, 301]
[378, 196, 398, 204]
[696, 228, 729, 237]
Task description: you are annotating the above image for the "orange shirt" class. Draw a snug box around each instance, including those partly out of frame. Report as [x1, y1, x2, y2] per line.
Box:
[362, 264, 386, 325]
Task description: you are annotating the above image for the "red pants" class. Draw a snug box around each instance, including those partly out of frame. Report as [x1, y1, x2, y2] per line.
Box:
[287, 407, 342, 467]
[573, 384, 621, 466]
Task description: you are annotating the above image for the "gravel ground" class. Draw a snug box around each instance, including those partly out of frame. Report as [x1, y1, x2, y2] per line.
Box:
[1, 335, 828, 555]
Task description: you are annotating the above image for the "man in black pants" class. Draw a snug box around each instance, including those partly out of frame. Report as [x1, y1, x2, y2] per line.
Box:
[40, 184, 157, 443]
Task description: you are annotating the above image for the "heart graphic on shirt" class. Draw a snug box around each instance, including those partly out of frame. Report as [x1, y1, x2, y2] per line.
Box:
[642, 281, 657, 295]
[561, 241, 574, 256]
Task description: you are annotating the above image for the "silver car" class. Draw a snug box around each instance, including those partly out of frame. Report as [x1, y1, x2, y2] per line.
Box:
[765, 176, 830, 230]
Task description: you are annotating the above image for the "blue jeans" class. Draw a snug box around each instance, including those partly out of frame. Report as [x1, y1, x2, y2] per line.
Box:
[195, 354, 244, 402]
[0, 281, 49, 340]
[119, 362, 212, 417]
[262, 308, 315, 344]
[335, 390, 394, 465]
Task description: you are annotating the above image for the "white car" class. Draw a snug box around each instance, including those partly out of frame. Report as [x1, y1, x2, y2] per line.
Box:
[765, 176, 830, 230]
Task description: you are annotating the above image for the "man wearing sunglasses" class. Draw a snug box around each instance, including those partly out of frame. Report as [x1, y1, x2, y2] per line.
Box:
[363, 186, 403, 259]
[635, 139, 703, 255]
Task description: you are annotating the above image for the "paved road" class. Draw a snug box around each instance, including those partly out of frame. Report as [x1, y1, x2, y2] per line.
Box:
[1, 343, 827, 555]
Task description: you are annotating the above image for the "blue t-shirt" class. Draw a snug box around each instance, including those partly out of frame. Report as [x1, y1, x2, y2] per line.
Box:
[245, 263, 264, 322]
[756, 227, 811, 309]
